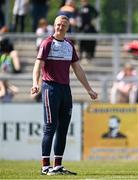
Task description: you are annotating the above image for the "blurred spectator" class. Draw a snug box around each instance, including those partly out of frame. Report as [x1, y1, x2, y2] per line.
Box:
[60, 0, 66, 7]
[78, 0, 99, 60]
[110, 63, 138, 104]
[0, 80, 18, 103]
[0, 38, 21, 73]
[124, 40, 138, 58]
[31, 0, 49, 32]
[36, 18, 54, 50]
[0, 0, 5, 29]
[0, 25, 9, 34]
[58, 0, 78, 33]
[12, 0, 30, 32]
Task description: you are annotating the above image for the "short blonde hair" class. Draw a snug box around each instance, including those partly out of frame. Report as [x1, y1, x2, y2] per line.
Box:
[54, 15, 69, 25]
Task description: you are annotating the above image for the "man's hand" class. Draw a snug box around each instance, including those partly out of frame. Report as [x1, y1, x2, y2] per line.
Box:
[88, 90, 98, 100]
[31, 85, 39, 95]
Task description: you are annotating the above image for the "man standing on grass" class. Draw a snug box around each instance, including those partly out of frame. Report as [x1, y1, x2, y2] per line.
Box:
[31, 15, 97, 176]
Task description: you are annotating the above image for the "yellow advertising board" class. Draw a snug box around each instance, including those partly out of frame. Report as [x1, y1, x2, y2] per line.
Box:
[83, 104, 138, 160]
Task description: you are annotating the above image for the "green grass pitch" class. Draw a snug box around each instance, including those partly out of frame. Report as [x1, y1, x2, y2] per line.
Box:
[1, 160, 138, 179]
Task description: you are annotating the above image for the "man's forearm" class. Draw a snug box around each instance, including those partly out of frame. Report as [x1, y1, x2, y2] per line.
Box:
[33, 71, 40, 87]
[32, 59, 42, 87]
[72, 63, 92, 92]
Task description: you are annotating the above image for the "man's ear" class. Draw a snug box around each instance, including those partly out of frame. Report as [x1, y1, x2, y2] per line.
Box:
[66, 24, 69, 31]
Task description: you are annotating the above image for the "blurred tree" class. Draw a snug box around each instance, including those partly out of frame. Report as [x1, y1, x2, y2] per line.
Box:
[132, 0, 138, 33]
[7, 0, 138, 33]
[101, 0, 127, 33]
[47, 0, 60, 25]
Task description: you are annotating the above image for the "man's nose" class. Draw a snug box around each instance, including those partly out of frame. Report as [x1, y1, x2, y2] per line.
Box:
[59, 25, 63, 30]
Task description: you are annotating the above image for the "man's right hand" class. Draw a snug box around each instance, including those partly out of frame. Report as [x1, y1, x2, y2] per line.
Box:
[31, 85, 39, 95]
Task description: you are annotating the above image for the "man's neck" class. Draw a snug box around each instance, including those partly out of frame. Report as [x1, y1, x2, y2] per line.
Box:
[53, 33, 65, 41]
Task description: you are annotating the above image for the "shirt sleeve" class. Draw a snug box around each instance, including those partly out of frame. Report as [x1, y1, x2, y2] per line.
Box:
[71, 45, 79, 63]
[37, 38, 52, 61]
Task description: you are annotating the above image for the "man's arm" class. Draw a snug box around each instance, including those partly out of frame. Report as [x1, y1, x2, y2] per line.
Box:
[0, 81, 6, 97]
[71, 61, 98, 100]
[31, 59, 44, 95]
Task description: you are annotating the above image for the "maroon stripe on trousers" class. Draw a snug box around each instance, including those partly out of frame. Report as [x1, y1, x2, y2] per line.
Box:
[45, 89, 52, 123]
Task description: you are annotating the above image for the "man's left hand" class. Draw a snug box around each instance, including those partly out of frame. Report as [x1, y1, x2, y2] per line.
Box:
[88, 90, 98, 100]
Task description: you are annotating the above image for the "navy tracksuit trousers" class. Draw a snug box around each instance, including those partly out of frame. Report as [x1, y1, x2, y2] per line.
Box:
[41, 81, 72, 157]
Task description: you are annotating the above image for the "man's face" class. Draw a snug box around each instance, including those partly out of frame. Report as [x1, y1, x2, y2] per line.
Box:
[81, 0, 88, 6]
[54, 17, 69, 35]
[124, 68, 133, 76]
[108, 118, 119, 130]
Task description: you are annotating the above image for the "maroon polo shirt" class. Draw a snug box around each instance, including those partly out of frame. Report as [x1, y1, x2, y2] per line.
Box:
[37, 36, 79, 84]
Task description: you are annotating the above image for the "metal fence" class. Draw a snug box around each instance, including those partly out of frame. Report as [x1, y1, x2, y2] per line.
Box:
[0, 33, 138, 102]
